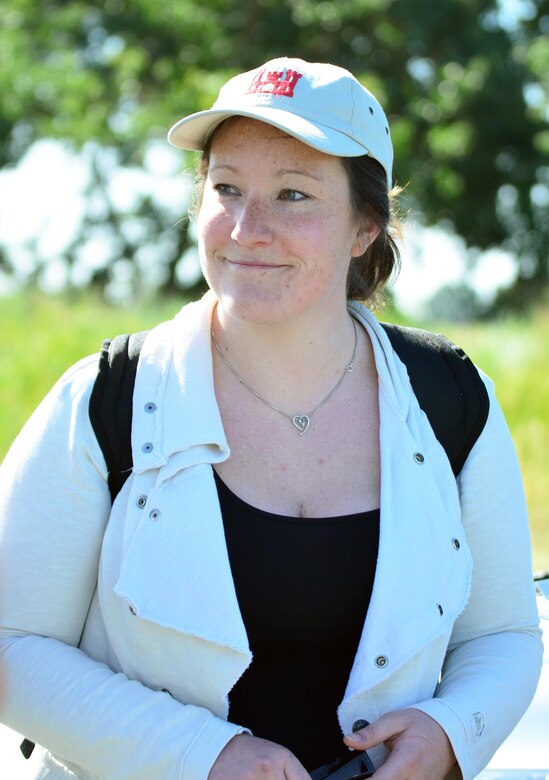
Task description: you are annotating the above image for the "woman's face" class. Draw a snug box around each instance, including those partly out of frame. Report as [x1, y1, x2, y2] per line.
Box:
[197, 117, 372, 326]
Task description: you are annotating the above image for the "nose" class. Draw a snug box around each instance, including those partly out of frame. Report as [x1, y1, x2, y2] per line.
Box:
[231, 197, 274, 246]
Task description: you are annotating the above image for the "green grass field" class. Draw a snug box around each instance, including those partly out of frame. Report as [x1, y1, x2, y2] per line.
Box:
[2, 291, 548, 570]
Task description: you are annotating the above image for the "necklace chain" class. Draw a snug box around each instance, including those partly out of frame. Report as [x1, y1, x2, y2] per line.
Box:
[211, 319, 358, 435]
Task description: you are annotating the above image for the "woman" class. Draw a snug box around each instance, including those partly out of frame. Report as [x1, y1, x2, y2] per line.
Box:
[0, 57, 542, 780]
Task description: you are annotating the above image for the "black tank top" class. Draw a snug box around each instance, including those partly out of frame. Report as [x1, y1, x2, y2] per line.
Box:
[214, 470, 380, 771]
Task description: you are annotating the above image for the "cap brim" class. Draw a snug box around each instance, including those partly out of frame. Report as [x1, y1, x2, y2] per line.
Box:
[167, 106, 371, 158]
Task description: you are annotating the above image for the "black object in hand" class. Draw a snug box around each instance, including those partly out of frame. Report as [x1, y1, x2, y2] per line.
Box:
[310, 750, 375, 779]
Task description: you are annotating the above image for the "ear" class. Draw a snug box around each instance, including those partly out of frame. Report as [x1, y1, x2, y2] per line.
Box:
[351, 221, 380, 257]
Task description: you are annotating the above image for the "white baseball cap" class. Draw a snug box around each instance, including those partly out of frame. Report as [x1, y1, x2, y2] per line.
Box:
[167, 57, 393, 188]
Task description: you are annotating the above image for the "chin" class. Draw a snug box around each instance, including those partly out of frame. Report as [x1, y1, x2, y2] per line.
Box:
[218, 295, 294, 325]
[210, 278, 281, 318]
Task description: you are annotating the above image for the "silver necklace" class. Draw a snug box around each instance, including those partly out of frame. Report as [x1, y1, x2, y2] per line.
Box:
[211, 320, 358, 435]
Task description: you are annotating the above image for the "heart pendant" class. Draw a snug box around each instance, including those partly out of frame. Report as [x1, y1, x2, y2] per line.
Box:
[292, 414, 310, 435]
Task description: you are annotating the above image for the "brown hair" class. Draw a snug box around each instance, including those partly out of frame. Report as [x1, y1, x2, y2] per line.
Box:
[342, 155, 402, 303]
[191, 119, 402, 304]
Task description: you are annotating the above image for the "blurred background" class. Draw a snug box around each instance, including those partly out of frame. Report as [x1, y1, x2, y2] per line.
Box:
[0, 0, 547, 568]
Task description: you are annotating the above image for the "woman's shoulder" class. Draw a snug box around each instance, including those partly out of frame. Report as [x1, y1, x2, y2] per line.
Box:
[60, 352, 102, 386]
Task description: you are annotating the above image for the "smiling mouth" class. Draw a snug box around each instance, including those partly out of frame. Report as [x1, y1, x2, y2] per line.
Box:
[227, 259, 286, 269]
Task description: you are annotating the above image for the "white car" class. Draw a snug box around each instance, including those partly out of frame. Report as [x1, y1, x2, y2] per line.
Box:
[1, 579, 548, 779]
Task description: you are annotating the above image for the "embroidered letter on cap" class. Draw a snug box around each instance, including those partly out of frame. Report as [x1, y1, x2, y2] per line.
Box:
[247, 68, 303, 98]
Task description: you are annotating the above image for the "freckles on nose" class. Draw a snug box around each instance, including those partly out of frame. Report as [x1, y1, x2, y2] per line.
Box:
[231, 200, 273, 243]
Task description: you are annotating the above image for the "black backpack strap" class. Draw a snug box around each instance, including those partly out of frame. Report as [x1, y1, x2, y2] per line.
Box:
[381, 323, 489, 477]
[89, 330, 149, 503]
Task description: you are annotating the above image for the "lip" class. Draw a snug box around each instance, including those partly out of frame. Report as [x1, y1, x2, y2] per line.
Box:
[226, 258, 286, 269]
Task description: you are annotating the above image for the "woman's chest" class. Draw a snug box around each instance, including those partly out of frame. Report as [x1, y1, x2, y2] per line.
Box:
[214, 380, 380, 518]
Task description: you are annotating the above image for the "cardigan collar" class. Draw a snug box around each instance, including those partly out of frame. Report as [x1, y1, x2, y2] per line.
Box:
[131, 291, 230, 476]
[348, 301, 411, 422]
[131, 293, 411, 476]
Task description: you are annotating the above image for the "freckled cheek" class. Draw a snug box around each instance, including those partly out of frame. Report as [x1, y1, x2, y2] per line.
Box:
[291, 228, 349, 276]
[197, 209, 233, 252]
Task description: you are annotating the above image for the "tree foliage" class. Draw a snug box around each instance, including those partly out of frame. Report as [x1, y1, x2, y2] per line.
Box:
[0, 0, 547, 308]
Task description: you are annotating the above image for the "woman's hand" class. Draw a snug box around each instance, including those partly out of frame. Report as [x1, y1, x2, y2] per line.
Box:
[208, 733, 311, 779]
[343, 708, 458, 779]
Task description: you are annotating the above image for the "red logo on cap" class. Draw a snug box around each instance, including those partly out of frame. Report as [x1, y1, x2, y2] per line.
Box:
[247, 68, 303, 98]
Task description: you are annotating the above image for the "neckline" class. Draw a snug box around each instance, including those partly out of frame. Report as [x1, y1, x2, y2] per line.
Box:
[213, 469, 380, 525]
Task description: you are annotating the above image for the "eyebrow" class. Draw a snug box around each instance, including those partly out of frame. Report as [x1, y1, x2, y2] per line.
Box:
[209, 164, 238, 174]
[209, 163, 323, 181]
[277, 168, 323, 181]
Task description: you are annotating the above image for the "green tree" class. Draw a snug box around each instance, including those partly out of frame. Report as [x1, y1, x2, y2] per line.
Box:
[0, 0, 547, 308]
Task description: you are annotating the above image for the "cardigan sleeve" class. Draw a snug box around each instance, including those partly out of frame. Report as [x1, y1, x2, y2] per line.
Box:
[411, 373, 543, 779]
[0, 357, 246, 780]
